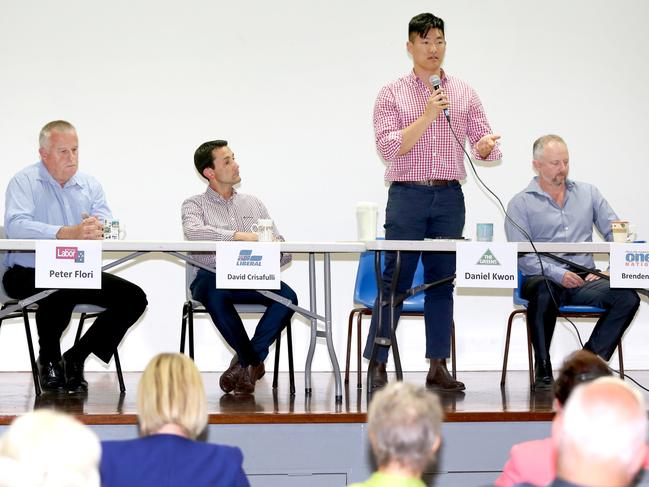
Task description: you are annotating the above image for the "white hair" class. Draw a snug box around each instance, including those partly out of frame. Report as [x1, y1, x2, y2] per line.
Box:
[368, 381, 443, 472]
[560, 377, 647, 467]
[0, 410, 101, 487]
[38, 120, 76, 150]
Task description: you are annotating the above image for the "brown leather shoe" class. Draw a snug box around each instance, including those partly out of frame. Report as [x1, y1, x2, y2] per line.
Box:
[426, 358, 465, 391]
[368, 361, 388, 391]
[234, 366, 255, 395]
[249, 362, 265, 383]
[219, 356, 242, 394]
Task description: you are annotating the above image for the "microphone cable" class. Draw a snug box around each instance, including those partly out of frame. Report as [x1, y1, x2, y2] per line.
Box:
[442, 113, 648, 391]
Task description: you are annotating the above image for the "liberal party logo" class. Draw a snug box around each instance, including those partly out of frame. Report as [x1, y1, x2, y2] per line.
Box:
[55, 246, 85, 263]
[237, 249, 262, 266]
[477, 248, 500, 265]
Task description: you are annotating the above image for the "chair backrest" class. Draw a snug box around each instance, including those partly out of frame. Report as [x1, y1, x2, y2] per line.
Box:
[513, 269, 529, 307]
[352, 249, 425, 312]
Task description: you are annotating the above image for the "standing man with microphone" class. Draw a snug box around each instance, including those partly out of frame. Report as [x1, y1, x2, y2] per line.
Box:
[365, 12, 502, 391]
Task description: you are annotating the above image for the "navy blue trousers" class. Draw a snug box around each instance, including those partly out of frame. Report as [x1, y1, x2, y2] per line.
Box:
[191, 269, 297, 367]
[522, 275, 639, 361]
[363, 181, 465, 362]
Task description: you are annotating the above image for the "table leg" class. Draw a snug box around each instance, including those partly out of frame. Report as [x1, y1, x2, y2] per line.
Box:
[304, 253, 318, 395]
[366, 250, 384, 393]
[324, 253, 343, 403]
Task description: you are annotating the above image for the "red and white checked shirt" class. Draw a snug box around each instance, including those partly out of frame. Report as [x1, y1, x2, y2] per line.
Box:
[181, 187, 291, 268]
[374, 69, 502, 181]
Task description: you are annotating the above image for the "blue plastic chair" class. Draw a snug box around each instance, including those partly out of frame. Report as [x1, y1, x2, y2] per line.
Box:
[345, 248, 456, 389]
[500, 270, 623, 390]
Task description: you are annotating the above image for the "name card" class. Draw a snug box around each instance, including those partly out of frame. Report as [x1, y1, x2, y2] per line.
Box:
[215, 242, 281, 290]
[610, 243, 649, 288]
[35, 240, 102, 289]
[456, 242, 518, 288]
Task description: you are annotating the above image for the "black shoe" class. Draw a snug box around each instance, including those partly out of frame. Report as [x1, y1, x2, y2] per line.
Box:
[534, 359, 554, 391]
[37, 356, 65, 392]
[62, 351, 88, 392]
[368, 361, 388, 391]
[426, 358, 466, 392]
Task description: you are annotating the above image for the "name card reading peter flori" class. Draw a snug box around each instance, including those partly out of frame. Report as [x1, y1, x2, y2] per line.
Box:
[35, 240, 102, 289]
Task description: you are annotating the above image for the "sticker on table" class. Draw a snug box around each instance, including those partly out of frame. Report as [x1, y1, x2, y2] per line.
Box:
[35, 240, 102, 289]
[456, 242, 518, 288]
[215, 242, 281, 290]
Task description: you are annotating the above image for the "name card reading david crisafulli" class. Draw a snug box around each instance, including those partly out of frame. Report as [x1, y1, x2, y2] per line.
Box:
[35, 240, 102, 289]
[610, 243, 649, 288]
[215, 242, 281, 290]
[455, 242, 518, 288]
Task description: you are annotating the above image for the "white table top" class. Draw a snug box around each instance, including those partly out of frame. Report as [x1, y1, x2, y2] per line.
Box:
[364, 240, 616, 253]
[0, 240, 367, 253]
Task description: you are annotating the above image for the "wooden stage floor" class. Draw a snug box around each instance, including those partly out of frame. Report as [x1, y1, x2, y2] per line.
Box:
[2, 370, 649, 426]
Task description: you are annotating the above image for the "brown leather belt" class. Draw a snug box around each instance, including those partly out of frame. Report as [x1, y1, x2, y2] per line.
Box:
[399, 179, 458, 187]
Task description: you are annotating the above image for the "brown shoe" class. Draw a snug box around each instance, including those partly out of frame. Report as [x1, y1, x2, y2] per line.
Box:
[249, 362, 265, 382]
[426, 358, 465, 392]
[234, 366, 255, 395]
[368, 361, 388, 391]
[219, 356, 242, 394]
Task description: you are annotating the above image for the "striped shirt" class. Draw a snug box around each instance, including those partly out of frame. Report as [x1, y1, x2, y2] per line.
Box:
[374, 69, 502, 181]
[181, 187, 291, 268]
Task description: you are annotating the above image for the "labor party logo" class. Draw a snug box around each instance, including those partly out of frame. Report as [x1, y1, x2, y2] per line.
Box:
[55, 246, 85, 263]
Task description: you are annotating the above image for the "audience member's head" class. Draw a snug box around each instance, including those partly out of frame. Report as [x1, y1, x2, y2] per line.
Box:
[553, 349, 612, 407]
[137, 353, 207, 440]
[367, 381, 442, 479]
[553, 377, 648, 487]
[0, 409, 100, 487]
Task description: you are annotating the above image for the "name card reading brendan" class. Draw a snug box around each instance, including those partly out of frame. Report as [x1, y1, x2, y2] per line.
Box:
[35, 240, 102, 289]
[215, 242, 281, 290]
[456, 242, 518, 288]
[610, 243, 649, 288]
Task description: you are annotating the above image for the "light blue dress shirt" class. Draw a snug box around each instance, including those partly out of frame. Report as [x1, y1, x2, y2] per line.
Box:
[505, 177, 618, 284]
[4, 162, 112, 268]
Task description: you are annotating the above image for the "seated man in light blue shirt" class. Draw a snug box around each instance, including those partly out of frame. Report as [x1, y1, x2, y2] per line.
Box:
[3, 120, 147, 392]
[504, 134, 639, 390]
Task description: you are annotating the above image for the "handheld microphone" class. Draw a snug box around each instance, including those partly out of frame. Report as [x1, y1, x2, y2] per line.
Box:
[429, 75, 450, 120]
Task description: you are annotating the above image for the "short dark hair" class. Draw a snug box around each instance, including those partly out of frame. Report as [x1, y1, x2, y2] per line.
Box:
[409, 13, 445, 40]
[553, 350, 612, 406]
[194, 140, 228, 180]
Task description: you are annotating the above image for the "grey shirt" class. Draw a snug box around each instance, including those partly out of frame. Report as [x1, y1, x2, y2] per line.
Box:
[504, 177, 618, 284]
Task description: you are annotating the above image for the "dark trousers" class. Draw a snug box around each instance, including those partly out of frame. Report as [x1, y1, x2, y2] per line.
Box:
[190, 269, 297, 367]
[522, 275, 640, 362]
[363, 181, 465, 363]
[2, 265, 147, 363]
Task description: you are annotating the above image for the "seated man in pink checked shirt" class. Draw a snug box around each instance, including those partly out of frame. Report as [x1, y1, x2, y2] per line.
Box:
[181, 140, 297, 395]
[365, 12, 502, 391]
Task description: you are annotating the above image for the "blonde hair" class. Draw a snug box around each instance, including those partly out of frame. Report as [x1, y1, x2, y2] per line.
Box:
[0, 409, 100, 487]
[137, 353, 207, 439]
